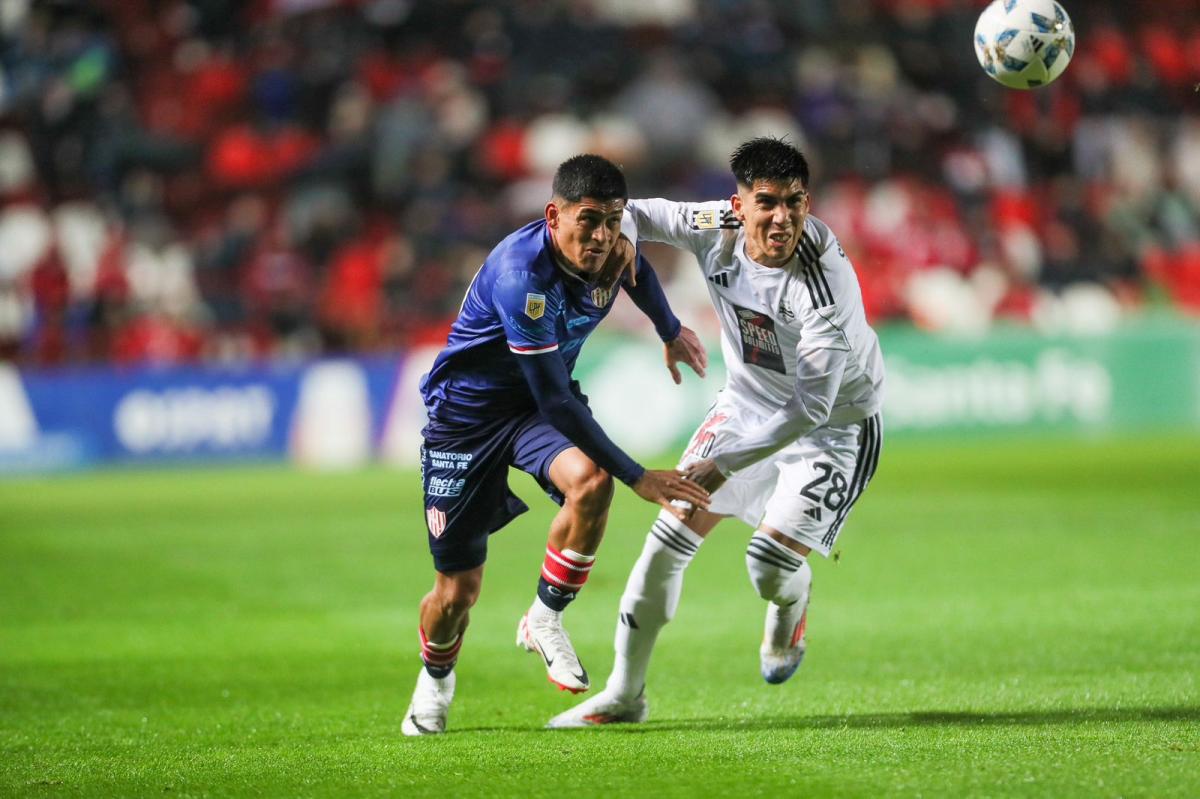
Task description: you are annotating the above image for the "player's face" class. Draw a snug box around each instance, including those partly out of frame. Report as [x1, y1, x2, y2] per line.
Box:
[546, 196, 625, 276]
[732, 179, 810, 269]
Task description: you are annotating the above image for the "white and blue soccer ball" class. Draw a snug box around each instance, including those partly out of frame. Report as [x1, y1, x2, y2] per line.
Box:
[974, 0, 1075, 89]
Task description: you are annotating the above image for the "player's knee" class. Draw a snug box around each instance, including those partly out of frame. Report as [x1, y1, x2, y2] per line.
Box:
[431, 572, 481, 618]
[435, 587, 477, 619]
[562, 462, 614, 513]
[745, 535, 808, 604]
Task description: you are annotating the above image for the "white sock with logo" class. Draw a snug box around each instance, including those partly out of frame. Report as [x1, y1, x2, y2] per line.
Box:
[606, 511, 703, 700]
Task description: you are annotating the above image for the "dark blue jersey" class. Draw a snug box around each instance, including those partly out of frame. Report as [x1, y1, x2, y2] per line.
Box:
[420, 219, 677, 426]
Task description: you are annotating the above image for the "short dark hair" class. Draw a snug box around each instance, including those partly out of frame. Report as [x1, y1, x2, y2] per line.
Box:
[552, 154, 628, 204]
[730, 137, 810, 189]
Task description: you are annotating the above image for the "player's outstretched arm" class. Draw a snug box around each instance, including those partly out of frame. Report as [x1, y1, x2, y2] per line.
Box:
[687, 344, 849, 481]
[514, 351, 711, 516]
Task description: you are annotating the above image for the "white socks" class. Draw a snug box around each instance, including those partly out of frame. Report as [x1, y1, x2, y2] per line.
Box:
[745, 531, 809, 606]
[606, 511, 703, 700]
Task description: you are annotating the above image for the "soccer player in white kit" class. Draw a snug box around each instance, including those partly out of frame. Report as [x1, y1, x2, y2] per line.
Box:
[548, 137, 885, 727]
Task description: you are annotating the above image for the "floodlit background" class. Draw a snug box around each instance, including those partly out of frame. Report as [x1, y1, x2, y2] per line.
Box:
[2, 3, 1198, 796]
[2, 0, 1199, 471]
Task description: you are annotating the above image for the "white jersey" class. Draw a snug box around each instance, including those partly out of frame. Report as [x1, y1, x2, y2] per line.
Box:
[624, 198, 885, 426]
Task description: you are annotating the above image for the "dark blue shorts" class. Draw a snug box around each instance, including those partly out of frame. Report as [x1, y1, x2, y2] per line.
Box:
[421, 411, 575, 573]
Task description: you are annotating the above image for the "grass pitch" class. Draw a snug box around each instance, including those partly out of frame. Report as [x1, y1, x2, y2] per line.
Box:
[1, 434, 1198, 797]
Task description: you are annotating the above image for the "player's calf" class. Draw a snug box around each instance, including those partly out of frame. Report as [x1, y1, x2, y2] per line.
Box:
[606, 512, 703, 700]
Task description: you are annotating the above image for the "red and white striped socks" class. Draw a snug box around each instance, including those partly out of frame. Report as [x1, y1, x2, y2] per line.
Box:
[419, 626, 462, 679]
[536, 545, 595, 612]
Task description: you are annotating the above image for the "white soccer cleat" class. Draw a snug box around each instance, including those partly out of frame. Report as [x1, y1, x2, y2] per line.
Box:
[546, 688, 648, 729]
[517, 611, 590, 693]
[401, 668, 456, 736]
[760, 598, 809, 685]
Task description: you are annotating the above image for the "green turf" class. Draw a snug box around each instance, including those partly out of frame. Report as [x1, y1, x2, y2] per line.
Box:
[2, 434, 1198, 797]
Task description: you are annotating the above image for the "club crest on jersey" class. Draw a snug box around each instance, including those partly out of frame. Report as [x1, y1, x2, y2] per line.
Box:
[591, 286, 613, 307]
[691, 209, 741, 230]
[524, 293, 546, 320]
[426, 507, 447, 538]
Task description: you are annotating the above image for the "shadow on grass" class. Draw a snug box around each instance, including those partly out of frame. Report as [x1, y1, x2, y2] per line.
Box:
[644, 705, 1200, 733]
[458, 705, 1200, 735]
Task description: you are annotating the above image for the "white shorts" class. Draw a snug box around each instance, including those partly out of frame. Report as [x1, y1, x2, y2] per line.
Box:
[678, 398, 883, 557]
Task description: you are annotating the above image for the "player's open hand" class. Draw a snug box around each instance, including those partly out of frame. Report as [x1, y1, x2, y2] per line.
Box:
[632, 469, 710, 521]
[665, 326, 707, 385]
[682, 457, 727, 495]
[595, 234, 637, 291]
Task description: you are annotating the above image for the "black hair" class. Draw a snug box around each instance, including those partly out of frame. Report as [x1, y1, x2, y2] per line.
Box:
[729, 137, 810, 189]
[552, 154, 628, 203]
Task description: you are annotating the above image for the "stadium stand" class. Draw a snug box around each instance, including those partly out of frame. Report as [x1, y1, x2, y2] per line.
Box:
[0, 0, 1196, 365]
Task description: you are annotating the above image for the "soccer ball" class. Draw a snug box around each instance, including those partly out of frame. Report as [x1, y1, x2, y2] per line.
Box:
[973, 0, 1075, 89]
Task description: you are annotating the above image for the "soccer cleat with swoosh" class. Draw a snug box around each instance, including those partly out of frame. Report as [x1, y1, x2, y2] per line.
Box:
[517, 610, 590, 693]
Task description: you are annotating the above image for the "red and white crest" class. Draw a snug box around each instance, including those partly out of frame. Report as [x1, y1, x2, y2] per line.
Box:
[426, 507, 447, 538]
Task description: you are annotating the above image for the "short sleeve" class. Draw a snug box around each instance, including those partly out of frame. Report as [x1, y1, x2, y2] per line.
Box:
[493, 271, 560, 355]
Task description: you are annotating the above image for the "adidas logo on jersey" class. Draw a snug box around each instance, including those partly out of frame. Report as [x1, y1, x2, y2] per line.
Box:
[708, 272, 730, 288]
[778, 300, 795, 321]
[805, 507, 823, 522]
[798, 233, 834, 308]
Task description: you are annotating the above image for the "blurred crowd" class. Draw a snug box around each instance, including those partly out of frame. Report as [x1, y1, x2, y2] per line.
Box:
[0, 0, 1197, 366]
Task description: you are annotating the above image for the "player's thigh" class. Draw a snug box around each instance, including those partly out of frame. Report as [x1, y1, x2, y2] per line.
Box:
[681, 506, 726, 537]
[421, 420, 529, 572]
[508, 414, 578, 506]
[677, 399, 776, 528]
[761, 415, 883, 557]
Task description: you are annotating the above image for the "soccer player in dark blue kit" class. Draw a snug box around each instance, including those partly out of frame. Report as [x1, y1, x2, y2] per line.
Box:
[402, 155, 712, 736]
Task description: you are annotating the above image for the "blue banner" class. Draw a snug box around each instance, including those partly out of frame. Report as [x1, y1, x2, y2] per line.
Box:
[0, 358, 404, 474]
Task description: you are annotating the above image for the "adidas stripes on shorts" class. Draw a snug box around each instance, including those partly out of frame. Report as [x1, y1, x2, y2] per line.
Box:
[678, 400, 882, 557]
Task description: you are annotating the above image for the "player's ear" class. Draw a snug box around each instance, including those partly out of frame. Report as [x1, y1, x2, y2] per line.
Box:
[730, 192, 744, 221]
[545, 201, 559, 229]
